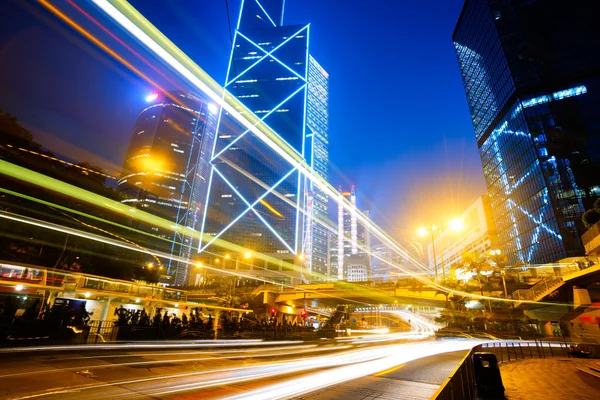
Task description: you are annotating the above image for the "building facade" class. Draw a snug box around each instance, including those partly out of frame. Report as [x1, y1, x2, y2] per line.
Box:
[118, 91, 217, 286]
[199, 0, 328, 285]
[427, 195, 499, 276]
[454, 0, 600, 265]
[371, 243, 393, 281]
[335, 186, 371, 280]
[303, 55, 330, 282]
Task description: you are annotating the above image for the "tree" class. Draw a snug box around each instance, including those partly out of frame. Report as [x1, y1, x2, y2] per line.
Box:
[583, 209, 600, 229]
[594, 198, 600, 213]
[456, 252, 495, 312]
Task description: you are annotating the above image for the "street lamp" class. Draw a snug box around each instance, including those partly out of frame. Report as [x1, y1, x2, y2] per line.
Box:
[418, 225, 440, 281]
[418, 219, 465, 281]
[449, 218, 465, 232]
[490, 249, 509, 300]
[244, 251, 252, 259]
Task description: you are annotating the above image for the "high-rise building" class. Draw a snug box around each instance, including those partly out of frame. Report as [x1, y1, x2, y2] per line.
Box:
[427, 195, 499, 276]
[118, 91, 217, 285]
[371, 243, 393, 281]
[199, 0, 328, 285]
[337, 187, 355, 279]
[453, 0, 600, 265]
[303, 56, 329, 282]
[335, 186, 371, 280]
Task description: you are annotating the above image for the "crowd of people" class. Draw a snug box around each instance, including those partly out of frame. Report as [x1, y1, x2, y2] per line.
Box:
[113, 306, 215, 332]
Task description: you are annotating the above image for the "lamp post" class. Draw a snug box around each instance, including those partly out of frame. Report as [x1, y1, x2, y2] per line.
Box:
[418, 219, 464, 281]
[418, 225, 440, 281]
[490, 249, 508, 300]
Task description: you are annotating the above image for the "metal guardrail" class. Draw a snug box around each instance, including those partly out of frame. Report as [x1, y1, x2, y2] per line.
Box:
[509, 275, 563, 302]
[432, 340, 580, 400]
[0, 261, 186, 301]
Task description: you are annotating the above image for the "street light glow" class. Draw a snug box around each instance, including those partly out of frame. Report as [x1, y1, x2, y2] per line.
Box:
[449, 218, 464, 232]
[15, 284, 24, 292]
[244, 251, 252, 259]
[225, 254, 231, 259]
[145, 93, 158, 102]
[417, 227, 428, 237]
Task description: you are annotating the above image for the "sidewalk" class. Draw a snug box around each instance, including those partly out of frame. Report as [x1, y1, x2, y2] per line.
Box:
[501, 358, 600, 400]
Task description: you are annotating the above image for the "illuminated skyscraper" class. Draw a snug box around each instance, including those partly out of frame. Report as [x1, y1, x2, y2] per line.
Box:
[336, 186, 370, 280]
[118, 91, 217, 286]
[200, 0, 328, 284]
[454, 0, 600, 265]
[303, 56, 329, 282]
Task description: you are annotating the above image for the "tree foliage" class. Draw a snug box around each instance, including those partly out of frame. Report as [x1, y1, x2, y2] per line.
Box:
[583, 209, 600, 229]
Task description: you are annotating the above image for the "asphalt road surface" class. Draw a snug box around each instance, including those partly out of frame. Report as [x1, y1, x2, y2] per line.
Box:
[0, 336, 476, 400]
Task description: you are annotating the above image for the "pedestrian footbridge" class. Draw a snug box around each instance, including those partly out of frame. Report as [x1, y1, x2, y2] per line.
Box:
[254, 283, 448, 308]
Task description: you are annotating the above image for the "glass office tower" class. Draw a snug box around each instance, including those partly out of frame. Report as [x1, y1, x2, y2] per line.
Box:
[118, 91, 217, 285]
[304, 55, 329, 281]
[201, 0, 329, 284]
[454, 0, 600, 265]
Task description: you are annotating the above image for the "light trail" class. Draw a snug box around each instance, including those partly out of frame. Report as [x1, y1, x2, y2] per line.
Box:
[0, 209, 394, 307]
[0, 344, 352, 380]
[0, 1, 573, 309]
[82, 0, 547, 306]
[222, 340, 480, 400]
[0, 339, 302, 354]
[88, 0, 434, 276]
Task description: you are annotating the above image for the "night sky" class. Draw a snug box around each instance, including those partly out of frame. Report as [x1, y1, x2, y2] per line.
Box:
[0, 0, 486, 240]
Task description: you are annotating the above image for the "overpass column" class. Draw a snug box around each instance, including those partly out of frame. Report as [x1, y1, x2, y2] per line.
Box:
[214, 310, 220, 339]
[573, 286, 592, 308]
[100, 297, 115, 321]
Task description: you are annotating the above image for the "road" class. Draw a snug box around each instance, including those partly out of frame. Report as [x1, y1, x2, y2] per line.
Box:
[0, 334, 477, 400]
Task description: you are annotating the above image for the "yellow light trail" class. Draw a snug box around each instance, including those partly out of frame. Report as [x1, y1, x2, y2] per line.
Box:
[33, 0, 430, 290]
[18, 0, 574, 309]
[259, 199, 283, 218]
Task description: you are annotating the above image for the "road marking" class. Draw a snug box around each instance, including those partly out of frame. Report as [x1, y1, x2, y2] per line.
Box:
[373, 363, 405, 377]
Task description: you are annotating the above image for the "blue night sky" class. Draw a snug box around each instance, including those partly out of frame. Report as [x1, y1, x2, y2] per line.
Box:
[0, 0, 486, 239]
